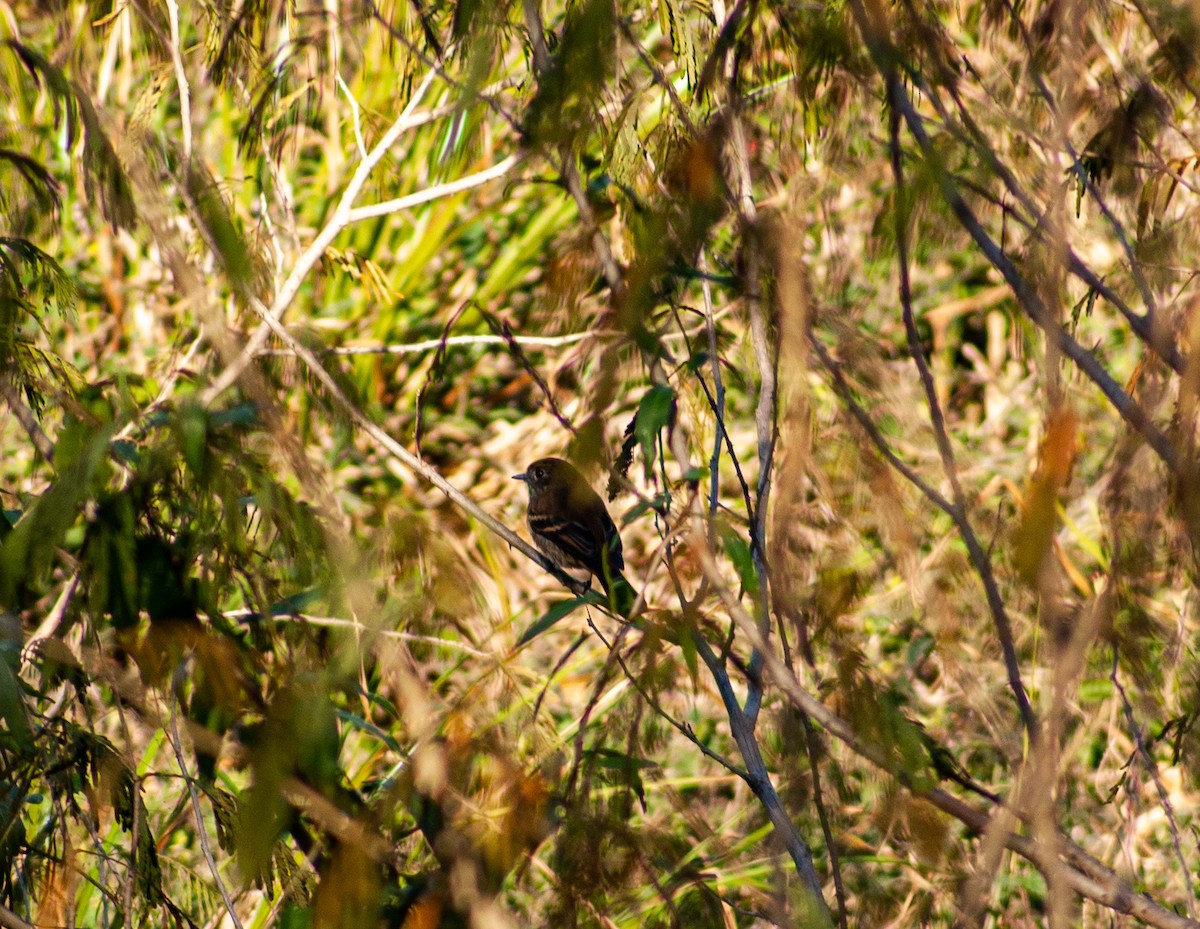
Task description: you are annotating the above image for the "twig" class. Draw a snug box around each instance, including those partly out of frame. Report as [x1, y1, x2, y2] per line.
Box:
[532, 631, 591, 725]
[699, 252, 726, 539]
[884, 86, 1038, 738]
[0, 905, 34, 929]
[201, 67, 485, 404]
[810, 335, 1037, 734]
[167, 700, 244, 929]
[688, 552, 831, 922]
[692, 525, 1200, 929]
[237, 611, 495, 658]
[893, 81, 1180, 470]
[164, 0, 192, 162]
[1111, 651, 1196, 917]
[336, 72, 368, 161]
[256, 331, 596, 356]
[488, 316, 577, 436]
[605, 627, 749, 779]
[520, 0, 551, 73]
[721, 61, 775, 731]
[800, 709, 848, 929]
[0, 379, 54, 461]
[343, 154, 519, 223]
[115, 331, 206, 442]
[915, 52, 1184, 375]
[668, 305, 754, 530]
[238, 293, 589, 595]
[22, 570, 81, 663]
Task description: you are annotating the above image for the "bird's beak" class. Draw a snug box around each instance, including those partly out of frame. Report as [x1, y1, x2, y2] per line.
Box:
[512, 472, 529, 482]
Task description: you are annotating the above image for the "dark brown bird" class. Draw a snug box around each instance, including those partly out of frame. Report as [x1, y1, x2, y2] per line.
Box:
[513, 457, 629, 601]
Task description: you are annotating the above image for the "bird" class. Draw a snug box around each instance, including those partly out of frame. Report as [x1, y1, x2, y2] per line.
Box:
[512, 457, 633, 610]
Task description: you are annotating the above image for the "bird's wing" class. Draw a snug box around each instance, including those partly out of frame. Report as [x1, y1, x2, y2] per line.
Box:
[597, 507, 624, 571]
[527, 510, 603, 567]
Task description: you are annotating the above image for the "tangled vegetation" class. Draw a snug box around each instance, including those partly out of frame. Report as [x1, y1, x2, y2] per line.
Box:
[3, 0, 1200, 926]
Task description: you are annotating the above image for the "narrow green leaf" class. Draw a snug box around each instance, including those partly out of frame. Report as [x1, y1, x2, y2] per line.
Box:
[518, 593, 599, 645]
[0, 660, 34, 754]
[336, 709, 401, 753]
[635, 384, 675, 467]
[267, 588, 323, 615]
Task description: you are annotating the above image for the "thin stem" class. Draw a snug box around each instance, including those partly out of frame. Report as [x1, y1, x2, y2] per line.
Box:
[167, 701, 243, 929]
[885, 85, 1037, 738]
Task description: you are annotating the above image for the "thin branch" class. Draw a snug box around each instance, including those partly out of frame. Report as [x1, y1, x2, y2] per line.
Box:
[336, 72, 368, 161]
[239, 294, 588, 595]
[1111, 652, 1197, 917]
[344, 154, 520, 223]
[800, 710, 848, 929]
[167, 700, 243, 929]
[23, 570, 80, 664]
[0, 378, 54, 461]
[0, 905, 34, 929]
[884, 85, 1037, 738]
[906, 29, 1185, 376]
[605, 625, 749, 779]
[860, 23, 1181, 474]
[362, 2, 523, 135]
[724, 87, 775, 730]
[664, 426, 829, 917]
[811, 335, 1036, 733]
[164, 0, 192, 162]
[517, 0, 626, 304]
[619, 19, 698, 137]
[698, 253, 726, 538]
[115, 331, 206, 442]
[232, 610, 495, 658]
[521, 0, 551, 73]
[886, 97, 966, 508]
[688, 551, 830, 923]
[693, 528, 1200, 929]
[202, 67, 446, 404]
[256, 331, 596, 356]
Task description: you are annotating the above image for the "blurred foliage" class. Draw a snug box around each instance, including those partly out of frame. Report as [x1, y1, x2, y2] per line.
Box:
[3, 0, 1200, 927]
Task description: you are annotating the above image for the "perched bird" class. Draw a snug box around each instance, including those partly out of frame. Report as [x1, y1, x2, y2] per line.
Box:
[513, 457, 632, 609]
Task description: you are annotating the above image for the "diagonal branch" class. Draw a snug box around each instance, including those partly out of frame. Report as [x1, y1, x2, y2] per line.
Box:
[0, 378, 54, 462]
[202, 71, 521, 405]
[694, 529, 1200, 929]
[884, 82, 1038, 738]
[240, 294, 588, 596]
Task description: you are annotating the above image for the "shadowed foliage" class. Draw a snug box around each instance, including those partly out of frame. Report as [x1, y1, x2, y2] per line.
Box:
[3, 1, 1200, 927]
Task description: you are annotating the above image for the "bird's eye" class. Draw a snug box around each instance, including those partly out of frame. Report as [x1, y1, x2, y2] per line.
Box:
[533, 466, 544, 480]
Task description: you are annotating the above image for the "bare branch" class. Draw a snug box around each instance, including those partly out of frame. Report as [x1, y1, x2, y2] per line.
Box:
[0, 378, 54, 462]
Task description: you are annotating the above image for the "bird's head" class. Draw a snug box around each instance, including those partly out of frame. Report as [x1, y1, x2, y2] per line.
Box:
[512, 457, 572, 492]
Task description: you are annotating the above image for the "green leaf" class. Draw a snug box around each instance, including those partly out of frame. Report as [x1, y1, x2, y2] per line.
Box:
[518, 593, 600, 645]
[109, 439, 139, 466]
[186, 163, 253, 288]
[585, 747, 658, 771]
[178, 403, 208, 480]
[584, 747, 655, 810]
[267, 588, 324, 616]
[523, 0, 615, 148]
[635, 384, 676, 468]
[336, 709, 401, 753]
[1, 423, 111, 604]
[718, 524, 759, 598]
[0, 659, 34, 754]
[680, 627, 699, 684]
[211, 402, 259, 427]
